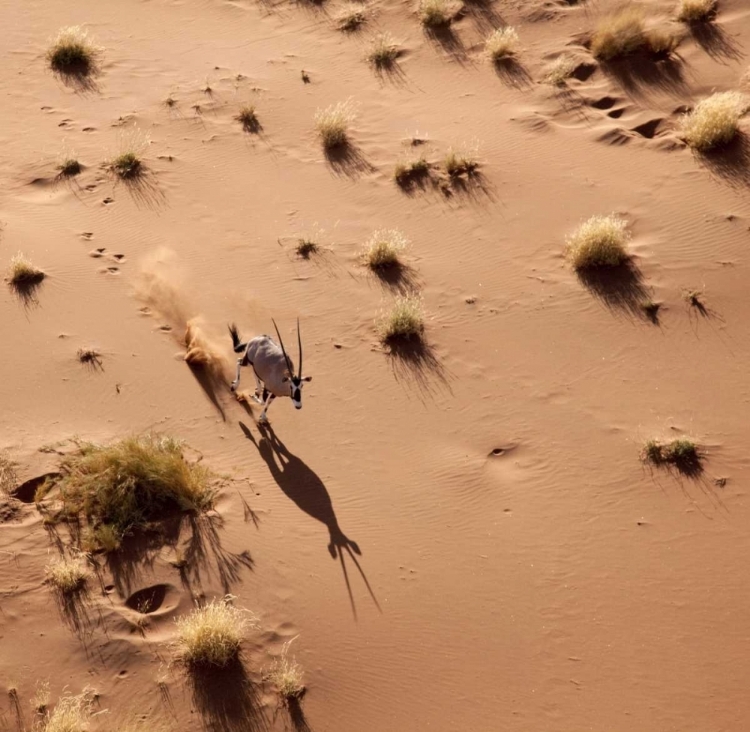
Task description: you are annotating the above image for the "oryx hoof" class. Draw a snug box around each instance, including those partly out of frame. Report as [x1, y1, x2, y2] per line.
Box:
[258, 415, 270, 425]
[230, 382, 238, 393]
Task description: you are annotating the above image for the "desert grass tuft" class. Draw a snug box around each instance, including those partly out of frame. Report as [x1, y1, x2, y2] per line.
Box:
[110, 152, 142, 179]
[590, 8, 678, 60]
[77, 348, 102, 366]
[40, 690, 93, 732]
[268, 638, 305, 700]
[47, 26, 99, 75]
[175, 596, 258, 667]
[7, 253, 45, 287]
[642, 438, 701, 471]
[367, 33, 399, 68]
[336, 3, 368, 31]
[444, 147, 479, 177]
[364, 230, 408, 269]
[394, 157, 429, 186]
[51, 434, 215, 552]
[45, 556, 88, 594]
[419, 0, 456, 27]
[236, 105, 260, 133]
[680, 91, 747, 151]
[677, 0, 717, 22]
[314, 99, 357, 149]
[32, 680, 50, 715]
[0, 453, 16, 496]
[565, 215, 630, 269]
[296, 237, 319, 258]
[378, 295, 425, 342]
[542, 55, 578, 85]
[485, 27, 519, 62]
[57, 158, 82, 177]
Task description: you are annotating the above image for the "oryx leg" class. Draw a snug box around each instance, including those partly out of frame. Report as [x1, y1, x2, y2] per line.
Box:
[230, 358, 243, 392]
[253, 372, 264, 403]
[259, 393, 276, 423]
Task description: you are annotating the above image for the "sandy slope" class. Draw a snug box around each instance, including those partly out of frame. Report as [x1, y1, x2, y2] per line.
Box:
[2, 0, 750, 730]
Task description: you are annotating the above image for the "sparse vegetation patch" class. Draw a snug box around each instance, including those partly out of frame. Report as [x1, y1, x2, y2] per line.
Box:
[47, 26, 98, 75]
[45, 556, 88, 594]
[485, 27, 519, 62]
[314, 99, 357, 149]
[543, 55, 578, 85]
[236, 105, 260, 132]
[680, 92, 746, 151]
[7, 253, 45, 287]
[0, 453, 16, 496]
[39, 690, 93, 732]
[378, 295, 425, 342]
[565, 215, 630, 269]
[175, 597, 257, 667]
[590, 8, 679, 60]
[642, 438, 702, 472]
[58, 158, 82, 177]
[336, 3, 368, 31]
[268, 639, 305, 701]
[364, 230, 408, 269]
[48, 434, 215, 552]
[368, 33, 399, 68]
[444, 147, 479, 178]
[394, 157, 429, 186]
[419, 0, 456, 27]
[110, 152, 142, 179]
[677, 0, 717, 22]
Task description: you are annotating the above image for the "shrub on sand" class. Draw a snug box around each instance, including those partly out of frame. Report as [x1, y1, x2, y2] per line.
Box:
[367, 33, 399, 68]
[7, 253, 45, 287]
[378, 295, 425, 342]
[444, 147, 479, 177]
[642, 438, 701, 467]
[314, 100, 357, 149]
[336, 4, 368, 31]
[268, 639, 305, 701]
[542, 55, 578, 85]
[110, 152, 142, 179]
[485, 27, 519, 62]
[591, 8, 678, 60]
[51, 434, 215, 552]
[46, 26, 99, 75]
[57, 158, 82, 177]
[364, 230, 408, 269]
[680, 91, 747, 151]
[175, 597, 258, 667]
[236, 105, 259, 132]
[565, 215, 630, 269]
[677, 0, 717, 22]
[45, 556, 88, 594]
[419, 0, 455, 27]
[394, 157, 429, 186]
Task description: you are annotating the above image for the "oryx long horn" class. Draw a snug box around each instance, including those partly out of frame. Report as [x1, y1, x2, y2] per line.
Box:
[272, 318, 294, 376]
[297, 317, 302, 379]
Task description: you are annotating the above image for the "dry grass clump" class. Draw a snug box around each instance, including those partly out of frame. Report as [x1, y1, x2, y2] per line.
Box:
[565, 215, 630, 269]
[485, 27, 519, 62]
[591, 8, 678, 60]
[680, 91, 747, 151]
[296, 237, 319, 258]
[7, 253, 45, 287]
[542, 55, 578, 85]
[336, 3, 368, 31]
[364, 230, 408, 269]
[394, 156, 429, 186]
[419, 0, 455, 27]
[51, 434, 215, 552]
[110, 152, 142, 179]
[175, 597, 258, 667]
[77, 348, 102, 367]
[57, 158, 82, 177]
[236, 105, 260, 132]
[444, 147, 479, 177]
[642, 438, 701, 470]
[45, 556, 88, 594]
[677, 0, 717, 22]
[268, 639, 305, 700]
[31, 680, 50, 715]
[378, 295, 425, 342]
[0, 453, 16, 496]
[314, 99, 357, 149]
[47, 26, 99, 75]
[367, 33, 399, 68]
[39, 690, 93, 732]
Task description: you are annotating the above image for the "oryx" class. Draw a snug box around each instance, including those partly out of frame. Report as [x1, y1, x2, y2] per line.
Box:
[228, 319, 312, 422]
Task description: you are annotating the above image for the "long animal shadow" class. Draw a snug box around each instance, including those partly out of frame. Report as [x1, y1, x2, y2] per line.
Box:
[239, 421, 381, 619]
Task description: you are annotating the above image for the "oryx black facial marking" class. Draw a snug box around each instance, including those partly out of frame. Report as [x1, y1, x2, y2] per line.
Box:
[228, 318, 312, 423]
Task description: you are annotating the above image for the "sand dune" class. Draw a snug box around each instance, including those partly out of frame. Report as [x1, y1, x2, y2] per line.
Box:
[3, 0, 750, 730]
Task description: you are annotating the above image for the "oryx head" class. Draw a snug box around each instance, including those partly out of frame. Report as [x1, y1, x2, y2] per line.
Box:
[273, 318, 312, 409]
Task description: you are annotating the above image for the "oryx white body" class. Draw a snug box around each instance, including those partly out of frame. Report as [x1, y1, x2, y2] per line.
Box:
[229, 321, 311, 422]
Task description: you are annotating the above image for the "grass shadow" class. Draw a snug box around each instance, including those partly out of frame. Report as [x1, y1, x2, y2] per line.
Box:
[373, 54, 408, 86]
[425, 25, 469, 65]
[576, 259, 652, 320]
[9, 275, 45, 309]
[600, 51, 688, 99]
[324, 142, 376, 180]
[382, 333, 451, 399]
[188, 656, 268, 732]
[51, 62, 100, 94]
[492, 57, 533, 89]
[460, 0, 505, 34]
[113, 166, 167, 210]
[370, 262, 421, 296]
[240, 422, 380, 619]
[694, 131, 750, 190]
[688, 20, 743, 63]
[443, 169, 496, 204]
